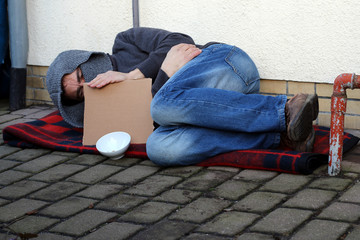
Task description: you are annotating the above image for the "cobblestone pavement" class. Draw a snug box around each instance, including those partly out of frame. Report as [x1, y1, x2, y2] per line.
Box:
[0, 105, 360, 240]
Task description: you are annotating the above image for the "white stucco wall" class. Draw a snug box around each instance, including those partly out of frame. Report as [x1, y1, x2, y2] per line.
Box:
[26, 0, 360, 83]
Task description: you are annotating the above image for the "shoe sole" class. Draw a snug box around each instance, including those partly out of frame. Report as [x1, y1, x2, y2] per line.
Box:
[288, 94, 318, 141]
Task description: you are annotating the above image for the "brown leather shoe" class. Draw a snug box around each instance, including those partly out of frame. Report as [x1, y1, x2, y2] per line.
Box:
[281, 128, 315, 152]
[285, 94, 319, 141]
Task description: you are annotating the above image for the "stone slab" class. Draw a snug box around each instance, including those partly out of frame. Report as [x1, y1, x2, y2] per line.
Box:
[0, 198, 48, 222]
[50, 210, 117, 236]
[40, 196, 98, 218]
[251, 208, 313, 234]
[8, 216, 59, 234]
[197, 211, 260, 236]
[106, 165, 159, 184]
[124, 175, 182, 196]
[120, 201, 178, 223]
[130, 219, 196, 240]
[233, 191, 287, 212]
[80, 222, 143, 240]
[0, 180, 48, 199]
[283, 188, 337, 209]
[291, 219, 350, 240]
[169, 197, 231, 223]
[66, 164, 122, 184]
[30, 181, 87, 201]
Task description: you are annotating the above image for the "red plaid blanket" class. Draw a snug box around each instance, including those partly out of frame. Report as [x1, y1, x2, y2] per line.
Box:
[3, 111, 359, 174]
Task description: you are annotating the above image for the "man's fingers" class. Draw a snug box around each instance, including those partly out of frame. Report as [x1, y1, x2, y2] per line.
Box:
[187, 48, 202, 60]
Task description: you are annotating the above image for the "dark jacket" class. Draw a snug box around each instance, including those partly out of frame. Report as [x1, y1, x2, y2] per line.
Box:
[109, 27, 195, 96]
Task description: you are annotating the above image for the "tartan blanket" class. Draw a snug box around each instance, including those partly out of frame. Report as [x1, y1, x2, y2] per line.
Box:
[3, 111, 359, 174]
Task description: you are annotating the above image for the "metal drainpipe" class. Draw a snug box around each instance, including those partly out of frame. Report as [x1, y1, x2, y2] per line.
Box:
[7, 0, 28, 110]
[328, 73, 360, 176]
[132, 0, 139, 28]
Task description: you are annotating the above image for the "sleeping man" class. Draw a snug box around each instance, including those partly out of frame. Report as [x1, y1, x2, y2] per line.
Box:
[46, 27, 319, 166]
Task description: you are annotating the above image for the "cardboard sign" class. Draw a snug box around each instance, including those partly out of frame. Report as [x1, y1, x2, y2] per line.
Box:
[83, 78, 153, 145]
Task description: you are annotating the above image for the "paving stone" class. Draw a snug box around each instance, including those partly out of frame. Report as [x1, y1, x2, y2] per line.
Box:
[339, 182, 360, 203]
[0, 198, 48, 222]
[312, 164, 328, 175]
[76, 183, 125, 199]
[120, 201, 178, 224]
[81, 222, 143, 240]
[233, 169, 278, 182]
[154, 189, 202, 204]
[309, 177, 352, 191]
[184, 233, 232, 240]
[0, 180, 48, 199]
[345, 225, 360, 240]
[343, 153, 360, 163]
[103, 157, 142, 167]
[27, 233, 73, 240]
[14, 155, 70, 173]
[0, 114, 22, 124]
[131, 219, 196, 240]
[0, 118, 29, 129]
[251, 208, 313, 235]
[160, 165, 203, 177]
[0, 198, 9, 206]
[211, 180, 258, 200]
[25, 109, 56, 119]
[232, 191, 287, 212]
[0, 170, 32, 186]
[342, 161, 360, 173]
[0, 159, 21, 172]
[106, 165, 159, 184]
[30, 164, 87, 182]
[66, 164, 122, 184]
[290, 219, 350, 240]
[344, 172, 359, 179]
[95, 193, 147, 213]
[50, 209, 117, 236]
[8, 216, 59, 234]
[0, 232, 16, 240]
[4, 149, 51, 162]
[236, 233, 276, 240]
[67, 154, 106, 165]
[197, 211, 260, 236]
[0, 145, 21, 158]
[260, 173, 311, 193]
[10, 108, 42, 116]
[169, 197, 231, 223]
[176, 170, 235, 191]
[30, 181, 87, 201]
[139, 159, 158, 166]
[52, 151, 80, 158]
[207, 166, 241, 173]
[40, 197, 98, 218]
[283, 188, 337, 210]
[124, 175, 182, 196]
[318, 202, 360, 222]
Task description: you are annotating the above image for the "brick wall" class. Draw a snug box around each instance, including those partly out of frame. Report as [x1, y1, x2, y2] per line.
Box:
[26, 65, 360, 130]
[260, 80, 360, 130]
[26, 65, 53, 106]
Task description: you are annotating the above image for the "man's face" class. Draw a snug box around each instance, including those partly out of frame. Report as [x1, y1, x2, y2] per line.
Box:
[62, 68, 85, 101]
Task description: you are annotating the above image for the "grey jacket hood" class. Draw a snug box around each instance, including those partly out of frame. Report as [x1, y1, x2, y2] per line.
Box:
[46, 50, 112, 128]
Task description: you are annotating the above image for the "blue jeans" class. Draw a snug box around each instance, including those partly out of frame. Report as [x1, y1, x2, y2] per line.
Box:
[146, 44, 287, 166]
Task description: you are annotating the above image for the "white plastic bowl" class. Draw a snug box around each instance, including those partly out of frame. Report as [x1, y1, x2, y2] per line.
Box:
[96, 132, 131, 160]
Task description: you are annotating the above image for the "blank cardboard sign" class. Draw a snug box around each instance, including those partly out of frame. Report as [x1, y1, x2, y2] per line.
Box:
[83, 78, 153, 145]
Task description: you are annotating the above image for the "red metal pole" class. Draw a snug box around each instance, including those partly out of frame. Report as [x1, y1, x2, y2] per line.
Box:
[329, 73, 360, 175]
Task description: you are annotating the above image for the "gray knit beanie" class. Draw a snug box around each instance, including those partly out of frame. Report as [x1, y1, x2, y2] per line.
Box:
[46, 50, 112, 128]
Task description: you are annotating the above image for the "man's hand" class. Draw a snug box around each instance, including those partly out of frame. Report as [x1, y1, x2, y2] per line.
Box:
[88, 69, 145, 88]
[161, 43, 202, 78]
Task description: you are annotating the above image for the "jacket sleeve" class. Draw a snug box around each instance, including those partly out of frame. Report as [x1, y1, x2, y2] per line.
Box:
[112, 27, 195, 95]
